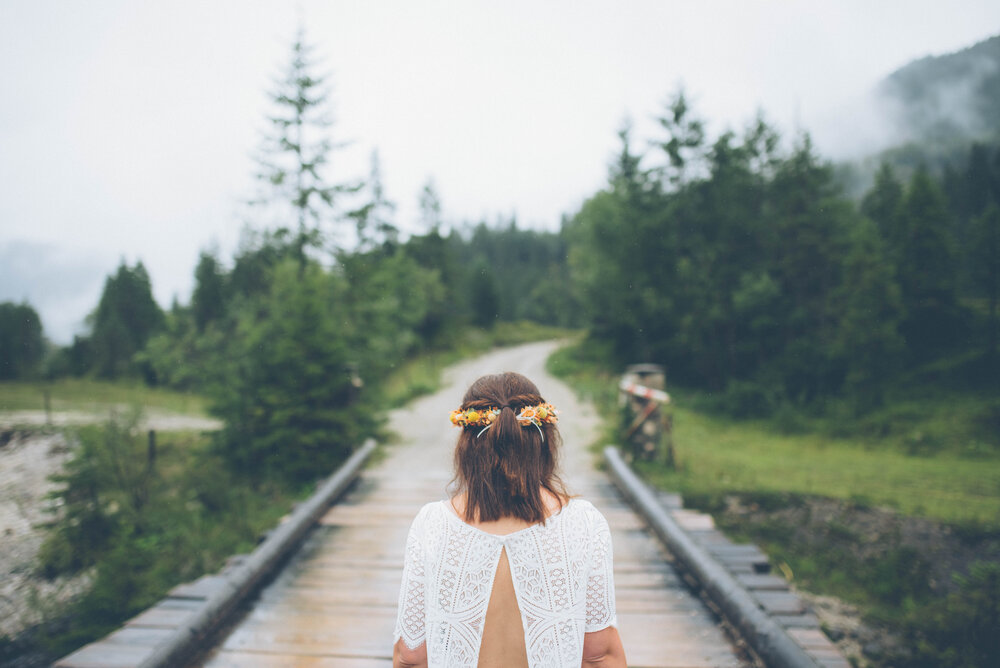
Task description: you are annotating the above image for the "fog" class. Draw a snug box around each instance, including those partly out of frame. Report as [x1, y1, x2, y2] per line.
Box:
[2, 1, 999, 344]
[813, 36, 1000, 160]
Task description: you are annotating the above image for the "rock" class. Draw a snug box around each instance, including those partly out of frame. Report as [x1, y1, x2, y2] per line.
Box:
[862, 640, 884, 659]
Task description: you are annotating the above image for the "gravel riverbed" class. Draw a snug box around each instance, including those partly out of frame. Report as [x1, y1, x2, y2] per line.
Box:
[0, 411, 221, 641]
[0, 430, 90, 640]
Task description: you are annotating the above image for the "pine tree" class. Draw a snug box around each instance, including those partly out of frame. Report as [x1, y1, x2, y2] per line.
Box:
[88, 261, 164, 379]
[418, 178, 443, 233]
[971, 203, 1000, 357]
[348, 150, 397, 250]
[766, 136, 851, 400]
[191, 251, 227, 332]
[897, 166, 960, 356]
[211, 260, 355, 482]
[654, 88, 706, 187]
[0, 301, 45, 380]
[251, 28, 357, 262]
[836, 218, 904, 411]
[861, 162, 905, 257]
[469, 262, 500, 328]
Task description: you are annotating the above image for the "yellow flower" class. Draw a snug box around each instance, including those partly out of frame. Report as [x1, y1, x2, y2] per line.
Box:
[466, 410, 480, 423]
[520, 407, 536, 421]
[536, 406, 548, 420]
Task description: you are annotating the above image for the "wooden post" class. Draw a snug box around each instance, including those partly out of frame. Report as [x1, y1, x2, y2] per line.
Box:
[346, 363, 362, 403]
[43, 388, 52, 426]
[147, 429, 157, 471]
[620, 364, 671, 465]
[663, 413, 675, 469]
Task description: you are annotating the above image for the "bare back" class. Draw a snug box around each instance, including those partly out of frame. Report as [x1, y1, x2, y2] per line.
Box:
[478, 549, 528, 667]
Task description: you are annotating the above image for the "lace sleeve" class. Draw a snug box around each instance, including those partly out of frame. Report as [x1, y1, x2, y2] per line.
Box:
[585, 507, 617, 632]
[394, 507, 428, 650]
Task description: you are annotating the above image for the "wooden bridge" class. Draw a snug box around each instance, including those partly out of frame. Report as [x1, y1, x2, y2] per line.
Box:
[57, 342, 848, 668]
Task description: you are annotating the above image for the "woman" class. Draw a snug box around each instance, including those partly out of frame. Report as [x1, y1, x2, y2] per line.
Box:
[393, 372, 626, 668]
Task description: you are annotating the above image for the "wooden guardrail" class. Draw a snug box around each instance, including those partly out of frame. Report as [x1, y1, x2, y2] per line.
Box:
[604, 446, 828, 668]
[55, 439, 377, 668]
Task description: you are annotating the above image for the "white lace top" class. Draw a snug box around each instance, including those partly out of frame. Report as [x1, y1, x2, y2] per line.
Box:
[393, 498, 617, 667]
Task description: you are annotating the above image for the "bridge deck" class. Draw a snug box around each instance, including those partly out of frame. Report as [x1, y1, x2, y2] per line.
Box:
[196, 343, 748, 667]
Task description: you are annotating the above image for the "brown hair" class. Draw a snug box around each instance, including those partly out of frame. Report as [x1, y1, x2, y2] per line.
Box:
[451, 372, 567, 524]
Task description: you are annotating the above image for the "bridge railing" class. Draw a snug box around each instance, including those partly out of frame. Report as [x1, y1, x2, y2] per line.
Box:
[604, 445, 825, 668]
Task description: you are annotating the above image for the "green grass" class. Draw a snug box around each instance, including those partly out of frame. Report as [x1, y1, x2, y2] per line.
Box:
[643, 406, 1000, 527]
[547, 340, 1000, 529]
[0, 378, 209, 416]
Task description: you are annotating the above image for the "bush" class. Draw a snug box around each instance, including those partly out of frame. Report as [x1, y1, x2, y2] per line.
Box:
[39, 409, 152, 577]
[34, 412, 301, 659]
[717, 379, 778, 418]
[903, 561, 1000, 667]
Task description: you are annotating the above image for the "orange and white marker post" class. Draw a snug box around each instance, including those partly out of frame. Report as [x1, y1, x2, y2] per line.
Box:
[619, 365, 674, 466]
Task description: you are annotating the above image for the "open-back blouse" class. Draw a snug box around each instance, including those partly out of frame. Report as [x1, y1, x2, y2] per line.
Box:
[393, 498, 617, 667]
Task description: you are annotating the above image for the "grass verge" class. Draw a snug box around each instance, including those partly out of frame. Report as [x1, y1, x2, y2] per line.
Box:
[0, 378, 209, 416]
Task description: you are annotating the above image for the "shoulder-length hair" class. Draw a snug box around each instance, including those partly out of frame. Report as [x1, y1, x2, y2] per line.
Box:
[451, 372, 567, 523]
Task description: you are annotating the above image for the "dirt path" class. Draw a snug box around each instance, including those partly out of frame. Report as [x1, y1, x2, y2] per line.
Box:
[383, 339, 603, 493]
[0, 410, 222, 431]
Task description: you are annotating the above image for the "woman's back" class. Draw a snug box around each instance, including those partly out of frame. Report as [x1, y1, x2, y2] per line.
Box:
[392, 372, 624, 667]
[394, 497, 616, 668]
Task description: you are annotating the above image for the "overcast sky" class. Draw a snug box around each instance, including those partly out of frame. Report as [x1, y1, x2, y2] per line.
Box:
[2, 1, 999, 344]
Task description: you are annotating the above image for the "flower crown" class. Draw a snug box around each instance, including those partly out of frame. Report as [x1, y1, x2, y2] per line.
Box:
[450, 402, 558, 438]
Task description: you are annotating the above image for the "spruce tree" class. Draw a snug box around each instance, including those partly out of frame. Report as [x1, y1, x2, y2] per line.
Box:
[836, 218, 904, 411]
[191, 251, 227, 332]
[862, 162, 905, 258]
[251, 28, 356, 262]
[88, 261, 164, 379]
[348, 150, 397, 250]
[971, 203, 1000, 358]
[897, 166, 960, 356]
[654, 88, 706, 187]
[0, 301, 45, 380]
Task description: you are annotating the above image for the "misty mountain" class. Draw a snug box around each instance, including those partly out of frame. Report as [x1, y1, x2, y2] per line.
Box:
[877, 33, 1000, 146]
[835, 33, 1000, 196]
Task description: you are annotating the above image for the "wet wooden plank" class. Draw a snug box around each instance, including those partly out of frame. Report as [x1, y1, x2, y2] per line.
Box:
[774, 612, 822, 628]
[124, 604, 195, 629]
[671, 509, 716, 530]
[56, 643, 154, 668]
[169, 575, 229, 599]
[104, 627, 176, 646]
[203, 652, 392, 667]
[787, 627, 838, 649]
[754, 591, 806, 615]
[737, 573, 790, 591]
